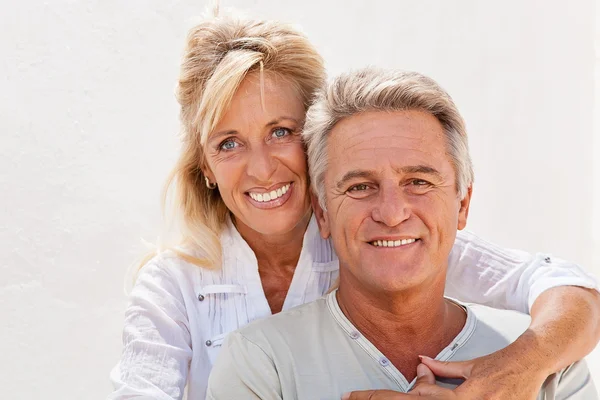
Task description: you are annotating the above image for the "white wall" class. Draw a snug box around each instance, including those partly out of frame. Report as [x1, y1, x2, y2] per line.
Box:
[1, 1, 598, 398]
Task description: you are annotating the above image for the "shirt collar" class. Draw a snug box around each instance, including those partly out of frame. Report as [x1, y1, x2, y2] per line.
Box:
[221, 213, 326, 271]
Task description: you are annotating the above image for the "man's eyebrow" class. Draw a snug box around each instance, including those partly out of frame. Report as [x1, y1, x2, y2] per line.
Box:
[335, 170, 377, 190]
[335, 166, 442, 190]
[399, 165, 443, 178]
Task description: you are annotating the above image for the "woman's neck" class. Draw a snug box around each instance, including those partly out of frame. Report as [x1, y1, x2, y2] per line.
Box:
[233, 210, 312, 314]
[235, 210, 311, 268]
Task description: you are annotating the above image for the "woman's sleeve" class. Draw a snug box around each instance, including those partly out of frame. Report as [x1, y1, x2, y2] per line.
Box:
[445, 230, 599, 314]
[108, 261, 192, 400]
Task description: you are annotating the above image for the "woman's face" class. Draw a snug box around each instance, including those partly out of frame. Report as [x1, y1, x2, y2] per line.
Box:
[203, 72, 311, 237]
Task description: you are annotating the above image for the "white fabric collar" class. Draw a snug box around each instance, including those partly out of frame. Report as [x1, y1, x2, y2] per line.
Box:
[220, 213, 336, 272]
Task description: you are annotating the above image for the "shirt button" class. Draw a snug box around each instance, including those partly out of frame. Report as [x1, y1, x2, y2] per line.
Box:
[198, 294, 205, 301]
[544, 257, 551, 263]
[379, 357, 389, 366]
[350, 331, 360, 339]
[205, 340, 212, 347]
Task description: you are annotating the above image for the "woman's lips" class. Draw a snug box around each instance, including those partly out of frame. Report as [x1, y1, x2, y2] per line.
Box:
[246, 182, 294, 209]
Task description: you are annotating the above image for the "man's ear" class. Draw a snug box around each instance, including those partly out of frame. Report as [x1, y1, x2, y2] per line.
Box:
[310, 191, 331, 239]
[457, 185, 472, 230]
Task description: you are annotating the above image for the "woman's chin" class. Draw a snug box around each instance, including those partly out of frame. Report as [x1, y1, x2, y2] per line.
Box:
[246, 214, 308, 237]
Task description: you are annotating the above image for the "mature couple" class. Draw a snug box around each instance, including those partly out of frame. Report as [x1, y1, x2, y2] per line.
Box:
[109, 12, 600, 400]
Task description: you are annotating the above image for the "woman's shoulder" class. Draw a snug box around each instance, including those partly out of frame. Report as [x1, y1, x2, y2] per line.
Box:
[133, 247, 221, 292]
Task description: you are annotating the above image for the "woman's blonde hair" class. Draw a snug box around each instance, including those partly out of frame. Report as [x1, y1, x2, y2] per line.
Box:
[137, 13, 325, 273]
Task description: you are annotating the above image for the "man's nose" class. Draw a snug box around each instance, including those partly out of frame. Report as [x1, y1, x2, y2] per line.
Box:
[371, 183, 410, 227]
[246, 144, 277, 182]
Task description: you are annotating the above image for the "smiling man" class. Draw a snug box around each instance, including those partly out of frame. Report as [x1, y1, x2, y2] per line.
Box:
[206, 68, 597, 399]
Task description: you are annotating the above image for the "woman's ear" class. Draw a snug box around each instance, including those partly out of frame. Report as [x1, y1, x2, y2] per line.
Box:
[310, 191, 331, 239]
[201, 161, 216, 184]
[457, 185, 472, 230]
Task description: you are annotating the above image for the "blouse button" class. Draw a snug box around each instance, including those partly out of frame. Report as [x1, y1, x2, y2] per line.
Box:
[205, 340, 212, 347]
[350, 331, 360, 339]
[198, 294, 205, 301]
[379, 357, 389, 367]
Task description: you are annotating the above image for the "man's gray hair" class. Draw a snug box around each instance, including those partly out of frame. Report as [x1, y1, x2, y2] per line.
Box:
[303, 67, 474, 209]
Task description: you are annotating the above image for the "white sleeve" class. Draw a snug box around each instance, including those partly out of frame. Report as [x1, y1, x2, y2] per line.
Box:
[108, 261, 192, 400]
[445, 230, 599, 314]
[206, 331, 283, 400]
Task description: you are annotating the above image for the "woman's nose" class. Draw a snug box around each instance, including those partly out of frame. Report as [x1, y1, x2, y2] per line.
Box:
[245, 144, 277, 182]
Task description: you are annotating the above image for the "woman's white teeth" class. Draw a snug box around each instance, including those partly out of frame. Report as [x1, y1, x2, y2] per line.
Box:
[249, 184, 291, 202]
[372, 238, 417, 247]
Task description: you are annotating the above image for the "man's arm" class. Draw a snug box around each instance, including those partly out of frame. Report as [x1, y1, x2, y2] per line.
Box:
[206, 331, 283, 400]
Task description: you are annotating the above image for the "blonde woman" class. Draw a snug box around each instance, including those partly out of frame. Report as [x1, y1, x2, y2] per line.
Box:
[109, 14, 600, 400]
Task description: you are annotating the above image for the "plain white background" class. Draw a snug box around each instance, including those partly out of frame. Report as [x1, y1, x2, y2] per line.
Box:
[1, 0, 599, 398]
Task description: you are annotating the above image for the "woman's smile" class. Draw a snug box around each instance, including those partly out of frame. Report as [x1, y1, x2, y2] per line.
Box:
[246, 182, 294, 209]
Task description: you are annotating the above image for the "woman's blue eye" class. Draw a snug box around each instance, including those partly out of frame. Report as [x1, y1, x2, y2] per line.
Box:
[272, 127, 291, 138]
[220, 139, 238, 151]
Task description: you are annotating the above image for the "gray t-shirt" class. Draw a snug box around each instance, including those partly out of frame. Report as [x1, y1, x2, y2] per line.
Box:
[207, 291, 597, 400]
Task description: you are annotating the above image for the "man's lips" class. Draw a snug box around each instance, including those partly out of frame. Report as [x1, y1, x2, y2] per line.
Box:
[368, 238, 420, 248]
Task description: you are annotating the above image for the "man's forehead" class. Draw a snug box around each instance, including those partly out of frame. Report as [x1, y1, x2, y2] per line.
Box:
[326, 110, 447, 168]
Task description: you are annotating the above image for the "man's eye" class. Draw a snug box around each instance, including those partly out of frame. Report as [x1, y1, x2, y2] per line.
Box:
[219, 139, 238, 151]
[348, 184, 369, 192]
[411, 179, 431, 186]
[272, 127, 291, 138]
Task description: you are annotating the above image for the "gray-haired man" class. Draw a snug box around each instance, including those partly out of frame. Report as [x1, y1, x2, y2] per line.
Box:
[206, 68, 597, 400]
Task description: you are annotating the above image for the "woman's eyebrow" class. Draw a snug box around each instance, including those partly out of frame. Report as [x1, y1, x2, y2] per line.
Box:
[265, 116, 301, 127]
[208, 130, 237, 143]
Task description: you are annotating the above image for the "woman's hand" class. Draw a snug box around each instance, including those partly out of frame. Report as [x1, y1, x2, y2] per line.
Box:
[342, 364, 457, 400]
[343, 336, 550, 400]
[417, 343, 548, 400]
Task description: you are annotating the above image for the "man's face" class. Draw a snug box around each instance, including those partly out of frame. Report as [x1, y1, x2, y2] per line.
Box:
[317, 110, 471, 293]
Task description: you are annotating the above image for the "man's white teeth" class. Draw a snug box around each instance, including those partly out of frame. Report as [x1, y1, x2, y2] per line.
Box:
[372, 238, 417, 247]
[249, 183, 291, 202]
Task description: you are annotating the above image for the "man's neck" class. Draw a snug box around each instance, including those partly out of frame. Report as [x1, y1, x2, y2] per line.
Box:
[336, 274, 466, 382]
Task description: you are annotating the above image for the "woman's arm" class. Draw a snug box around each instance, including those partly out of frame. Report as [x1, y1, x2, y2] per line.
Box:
[527, 285, 600, 372]
[445, 230, 599, 313]
[345, 287, 600, 400]
[109, 260, 192, 400]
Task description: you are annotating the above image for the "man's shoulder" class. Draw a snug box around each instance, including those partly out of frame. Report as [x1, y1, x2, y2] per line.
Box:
[233, 296, 332, 347]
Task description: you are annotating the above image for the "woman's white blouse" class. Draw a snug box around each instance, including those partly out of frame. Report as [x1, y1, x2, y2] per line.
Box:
[109, 216, 598, 400]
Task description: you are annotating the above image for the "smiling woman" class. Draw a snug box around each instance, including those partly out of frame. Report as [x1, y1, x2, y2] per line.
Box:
[203, 72, 311, 239]
[108, 11, 600, 400]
